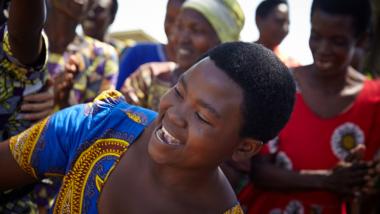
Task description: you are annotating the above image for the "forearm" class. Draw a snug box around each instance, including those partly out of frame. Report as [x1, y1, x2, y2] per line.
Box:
[8, 0, 46, 65]
[0, 140, 36, 191]
[251, 156, 328, 192]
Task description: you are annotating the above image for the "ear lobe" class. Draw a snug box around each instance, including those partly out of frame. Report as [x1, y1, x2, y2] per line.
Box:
[232, 138, 263, 163]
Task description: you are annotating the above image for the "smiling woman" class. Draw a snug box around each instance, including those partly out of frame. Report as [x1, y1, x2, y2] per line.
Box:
[241, 0, 380, 213]
[111, 0, 314, 64]
[120, 0, 245, 111]
[0, 41, 296, 214]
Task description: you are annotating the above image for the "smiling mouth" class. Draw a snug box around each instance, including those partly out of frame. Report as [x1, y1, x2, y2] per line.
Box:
[178, 48, 191, 56]
[155, 126, 182, 146]
[315, 59, 333, 69]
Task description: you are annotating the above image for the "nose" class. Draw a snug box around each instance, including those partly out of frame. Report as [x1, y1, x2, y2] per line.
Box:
[176, 27, 191, 45]
[317, 39, 331, 55]
[166, 105, 187, 128]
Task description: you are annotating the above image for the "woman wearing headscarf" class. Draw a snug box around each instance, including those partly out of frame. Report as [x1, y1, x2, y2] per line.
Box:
[121, 0, 245, 111]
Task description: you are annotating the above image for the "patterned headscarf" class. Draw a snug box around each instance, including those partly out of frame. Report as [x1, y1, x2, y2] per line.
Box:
[182, 0, 245, 42]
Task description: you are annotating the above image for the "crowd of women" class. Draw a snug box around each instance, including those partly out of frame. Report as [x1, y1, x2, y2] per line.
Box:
[0, 0, 379, 213]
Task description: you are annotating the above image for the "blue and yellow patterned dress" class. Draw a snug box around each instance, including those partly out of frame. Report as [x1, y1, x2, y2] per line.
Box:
[9, 90, 244, 214]
[9, 90, 155, 213]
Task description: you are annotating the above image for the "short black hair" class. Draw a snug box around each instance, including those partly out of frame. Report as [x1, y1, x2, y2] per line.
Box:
[110, 0, 118, 23]
[311, 0, 372, 37]
[208, 42, 296, 142]
[256, 0, 288, 18]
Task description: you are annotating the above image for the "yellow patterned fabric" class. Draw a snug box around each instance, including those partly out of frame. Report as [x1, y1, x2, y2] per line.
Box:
[8, 90, 157, 213]
[0, 25, 48, 141]
[0, 24, 48, 213]
[53, 139, 129, 214]
[10, 118, 49, 179]
[224, 204, 244, 214]
[47, 35, 119, 106]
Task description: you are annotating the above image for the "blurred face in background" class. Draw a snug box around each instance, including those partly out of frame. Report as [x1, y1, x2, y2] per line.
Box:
[164, 0, 184, 39]
[82, 0, 114, 40]
[171, 8, 220, 71]
[309, 9, 358, 75]
[51, 0, 98, 22]
[256, 3, 289, 49]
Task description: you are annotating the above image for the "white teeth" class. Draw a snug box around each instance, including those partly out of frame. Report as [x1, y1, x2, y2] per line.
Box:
[155, 126, 181, 146]
[315, 60, 333, 70]
[162, 127, 181, 145]
[178, 48, 190, 55]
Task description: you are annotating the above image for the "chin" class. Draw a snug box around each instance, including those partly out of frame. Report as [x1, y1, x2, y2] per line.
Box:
[147, 142, 174, 167]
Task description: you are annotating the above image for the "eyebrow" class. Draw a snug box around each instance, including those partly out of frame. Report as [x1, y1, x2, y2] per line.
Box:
[179, 76, 222, 119]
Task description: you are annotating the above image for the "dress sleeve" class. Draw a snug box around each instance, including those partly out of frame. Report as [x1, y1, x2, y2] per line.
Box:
[224, 204, 244, 214]
[8, 90, 125, 179]
[8, 103, 90, 179]
[101, 44, 119, 90]
[2, 25, 48, 75]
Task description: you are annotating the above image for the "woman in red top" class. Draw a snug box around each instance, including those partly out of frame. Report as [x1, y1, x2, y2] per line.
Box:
[240, 0, 380, 213]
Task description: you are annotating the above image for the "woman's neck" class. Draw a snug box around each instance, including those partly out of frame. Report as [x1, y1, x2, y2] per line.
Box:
[135, 128, 219, 194]
[307, 65, 365, 95]
[45, 9, 78, 54]
[256, 37, 276, 51]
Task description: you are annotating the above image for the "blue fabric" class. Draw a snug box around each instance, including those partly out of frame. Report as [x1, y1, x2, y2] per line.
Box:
[9, 90, 157, 213]
[116, 42, 167, 90]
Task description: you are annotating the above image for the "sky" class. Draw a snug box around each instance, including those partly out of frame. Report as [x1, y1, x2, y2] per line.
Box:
[109, 0, 314, 65]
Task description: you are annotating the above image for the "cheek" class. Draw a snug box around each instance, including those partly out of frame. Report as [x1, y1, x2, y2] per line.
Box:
[192, 34, 219, 53]
[336, 47, 355, 64]
[192, 37, 211, 53]
[158, 90, 174, 113]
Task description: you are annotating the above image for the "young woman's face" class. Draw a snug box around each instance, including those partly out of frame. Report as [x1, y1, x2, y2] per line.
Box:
[172, 9, 220, 71]
[164, 0, 183, 39]
[148, 58, 244, 170]
[309, 9, 358, 74]
[82, 0, 113, 40]
[257, 3, 289, 48]
[52, 0, 97, 22]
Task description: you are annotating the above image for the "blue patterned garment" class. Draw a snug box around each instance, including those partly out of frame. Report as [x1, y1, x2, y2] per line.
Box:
[0, 24, 48, 141]
[9, 90, 157, 214]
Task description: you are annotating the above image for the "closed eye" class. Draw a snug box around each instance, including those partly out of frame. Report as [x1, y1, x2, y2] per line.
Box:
[195, 112, 211, 125]
[174, 87, 183, 99]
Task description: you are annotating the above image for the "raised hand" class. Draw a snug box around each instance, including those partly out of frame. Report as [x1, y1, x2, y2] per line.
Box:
[53, 54, 82, 108]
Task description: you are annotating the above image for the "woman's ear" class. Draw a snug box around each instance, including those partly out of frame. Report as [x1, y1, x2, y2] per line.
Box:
[232, 138, 263, 163]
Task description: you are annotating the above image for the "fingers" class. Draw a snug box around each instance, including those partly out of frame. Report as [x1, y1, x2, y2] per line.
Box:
[65, 54, 81, 75]
[22, 109, 52, 121]
[22, 90, 54, 102]
[21, 91, 54, 121]
[21, 98, 54, 112]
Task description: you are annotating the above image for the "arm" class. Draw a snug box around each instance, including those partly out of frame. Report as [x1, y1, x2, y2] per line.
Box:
[0, 104, 89, 192]
[120, 64, 153, 107]
[251, 154, 370, 196]
[0, 140, 36, 191]
[7, 0, 46, 66]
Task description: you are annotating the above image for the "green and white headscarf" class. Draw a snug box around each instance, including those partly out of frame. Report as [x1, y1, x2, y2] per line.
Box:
[182, 0, 245, 42]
